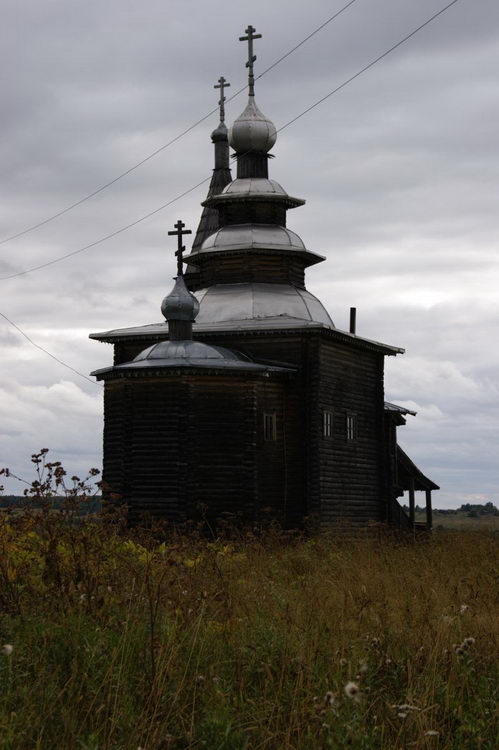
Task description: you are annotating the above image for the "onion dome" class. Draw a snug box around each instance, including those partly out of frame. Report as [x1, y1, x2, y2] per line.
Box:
[211, 121, 228, 143]
[161, 275, 199, 322]
[229, 97, 277, 154]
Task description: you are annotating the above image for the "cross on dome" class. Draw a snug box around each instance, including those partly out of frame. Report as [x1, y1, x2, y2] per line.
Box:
[214, 76, 230, 123]
[239, 24, 262, 97]
[168, 219, 192, 276]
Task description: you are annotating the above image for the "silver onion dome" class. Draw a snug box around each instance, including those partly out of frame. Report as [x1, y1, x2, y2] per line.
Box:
[161, 275, 200, 322]
[229, 97, 277, 154]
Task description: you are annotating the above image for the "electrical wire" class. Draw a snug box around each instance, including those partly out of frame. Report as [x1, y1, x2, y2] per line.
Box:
[0, 310, 99, 386]
[0, 176, 211, 280]
[278, 0, 461, 134]
[0, 0, 462, 381]
[0, 0, 462, 284]
[0, 0, 360, 246]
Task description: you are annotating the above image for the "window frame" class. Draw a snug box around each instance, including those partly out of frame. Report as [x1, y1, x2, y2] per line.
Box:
[346, 412, 358, 442]
[322, 409, 333, 438]
[263, 412, 277, 442]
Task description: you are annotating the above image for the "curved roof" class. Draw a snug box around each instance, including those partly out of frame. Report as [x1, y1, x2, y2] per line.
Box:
[91, 338, 294, 377]
[229, 97, 277, 154]
[198, 224, 306, 254]
[203, 178, 305, 209]
[195, 282, 334, 327]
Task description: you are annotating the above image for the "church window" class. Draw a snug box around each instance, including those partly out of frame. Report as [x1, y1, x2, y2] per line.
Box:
[264, 412, 277, 441]
[322, 410, 333, 438]
[346, 413, 358, 441]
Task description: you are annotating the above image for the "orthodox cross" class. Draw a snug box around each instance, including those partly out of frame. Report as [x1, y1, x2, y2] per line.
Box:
[239, 24, 262, 97]
[168, 219, 192, 276]
[214, 76, 230, 123]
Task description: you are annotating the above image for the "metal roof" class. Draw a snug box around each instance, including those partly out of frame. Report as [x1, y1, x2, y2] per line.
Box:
[229, 96, 277, 154]
[91, 339, 294, 379]
[193, 224, 307, 255]
[90, 318, 403, 355]
[194, 283, 334, 327]
[203, 178, 304, 209]
[384, 401, 417, 417]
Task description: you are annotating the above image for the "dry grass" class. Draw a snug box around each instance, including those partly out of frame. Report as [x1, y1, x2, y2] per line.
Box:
[0, 457, 498, 749]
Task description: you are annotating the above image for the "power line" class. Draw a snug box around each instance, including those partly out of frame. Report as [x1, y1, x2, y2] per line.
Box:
[0, 0, 360, 247]
[279, 0, 462, 134]
[0, 0, 462, 384]
[0, 310, 99, 386]
[0, 177, 211, 281]
[0, 0, 462, 284]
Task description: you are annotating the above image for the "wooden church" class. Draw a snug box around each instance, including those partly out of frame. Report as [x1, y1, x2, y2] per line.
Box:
[91, 27, 438, 530]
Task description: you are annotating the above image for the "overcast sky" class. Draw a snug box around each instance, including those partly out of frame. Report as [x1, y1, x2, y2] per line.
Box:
[1, 0, 498, 508]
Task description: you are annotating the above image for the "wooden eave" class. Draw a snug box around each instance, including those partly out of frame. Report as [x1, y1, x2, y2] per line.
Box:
[90, 321, 404, 357]
[396, 445, 440, 491]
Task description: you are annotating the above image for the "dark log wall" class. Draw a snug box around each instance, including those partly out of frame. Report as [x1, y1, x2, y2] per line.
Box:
[316, 340, 386, 526]
[194, 254, 306, 289]
[102, 374, 273, 525]
[103, 330, 390, 528]
[103, 379, 185, 522]
[205, 334, 308, 526]
[186, 378, 257, 522]
[102, 379, 129, 502]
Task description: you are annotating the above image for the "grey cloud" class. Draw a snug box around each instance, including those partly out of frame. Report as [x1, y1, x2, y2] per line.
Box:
[1, 0, 498, 506]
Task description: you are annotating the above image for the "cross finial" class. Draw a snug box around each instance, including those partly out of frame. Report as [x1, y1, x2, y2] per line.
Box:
[214, 76, 231, 123]
[239, 24, 262, 97]
[168, 219, 192, 276]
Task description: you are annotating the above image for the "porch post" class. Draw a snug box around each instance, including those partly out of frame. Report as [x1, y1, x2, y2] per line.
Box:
[408, 478, 415, 528]
[425, 489, 433, 529]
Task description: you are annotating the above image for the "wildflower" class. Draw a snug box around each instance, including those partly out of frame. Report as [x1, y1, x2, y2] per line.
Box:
[398, 712, 408, 719]
[359, 661, 368, 674]
[2, 644, 13, 656]
[459, 604, 469, 614]
[424, 730, 440, 737]
[396, 704, 420, 712]
[344, 681, 361, 700]
[324, 691, 336, 707]
[463, 637, 475, 647]
[453, 645, 465, 656]
[195, 674, 205, 683]
[339, 657, 348, 667]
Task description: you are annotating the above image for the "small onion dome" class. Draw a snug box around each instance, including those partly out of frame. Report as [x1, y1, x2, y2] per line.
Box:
[229, 97, 277, 154]
[161, 275, 200, 322]
[211, 121, 228, 143]
[199, 224, 305, 254]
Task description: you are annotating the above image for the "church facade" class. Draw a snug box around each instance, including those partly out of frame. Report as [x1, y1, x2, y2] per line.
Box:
[91, 27, 438, 530]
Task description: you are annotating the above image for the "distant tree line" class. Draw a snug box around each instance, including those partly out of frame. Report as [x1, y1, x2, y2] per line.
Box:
[0, 495, 101, 514]
[404, 502, 498, 517]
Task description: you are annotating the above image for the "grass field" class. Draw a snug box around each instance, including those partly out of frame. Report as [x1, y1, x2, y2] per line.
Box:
[420, 511, 499, 532]
[0, 499, 497, 750]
